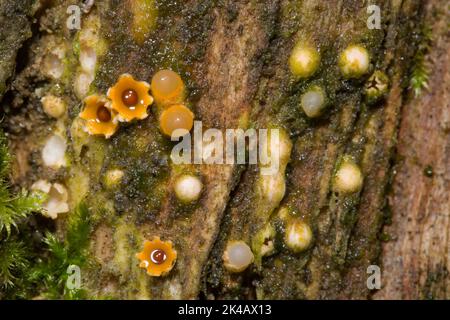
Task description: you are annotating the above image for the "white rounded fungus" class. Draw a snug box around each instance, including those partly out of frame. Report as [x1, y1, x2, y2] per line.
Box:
[223, 241, 254, 273]
[174, 175, 203, 203]
[42, 134, 67, 168]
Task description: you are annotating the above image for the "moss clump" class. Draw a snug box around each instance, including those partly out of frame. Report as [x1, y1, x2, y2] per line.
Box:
[409, 26, 432, 97]
[0, 131, 44, 235]
[0, 239, 30, 290]
[0, 130, 45, 296]
[28, 202, 94, 299]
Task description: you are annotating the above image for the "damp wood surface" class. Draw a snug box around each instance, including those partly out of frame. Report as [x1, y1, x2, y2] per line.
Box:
[0, 0, 449, 299]
[374, 0, 450, 300]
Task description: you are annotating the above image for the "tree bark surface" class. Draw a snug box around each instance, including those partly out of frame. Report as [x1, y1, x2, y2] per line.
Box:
[0, 0, 448, 300]
[375, 0, 450, 300]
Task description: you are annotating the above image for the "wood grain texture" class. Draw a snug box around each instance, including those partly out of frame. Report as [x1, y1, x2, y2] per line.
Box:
[375, 0, 450, 300]
[1, 0, 448, 300]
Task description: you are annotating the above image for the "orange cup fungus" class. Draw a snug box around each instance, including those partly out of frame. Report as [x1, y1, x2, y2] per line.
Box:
[159, 104, 194, 138]
[79, 95, 118, 138]
[151, 69, 185, 105]
[107, 73, 154, 122]
[136, 236, 177, 277]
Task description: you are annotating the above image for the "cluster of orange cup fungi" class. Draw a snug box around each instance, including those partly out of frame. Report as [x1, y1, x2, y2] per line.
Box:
[136, 237, 177, 277]
[79, 70, 194, 276]
[79, 70, 194, 140]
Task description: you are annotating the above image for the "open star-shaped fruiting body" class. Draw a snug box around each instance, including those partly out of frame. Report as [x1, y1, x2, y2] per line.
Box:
[107, 73, 154, 122]
[136, 237, 177, 277]
[79, 94, 119, 138]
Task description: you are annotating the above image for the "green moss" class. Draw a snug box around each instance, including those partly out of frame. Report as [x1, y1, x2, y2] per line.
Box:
[27, 202, 94, 299]
[0, 188, 45, 236]
[0, 239, 29, 289]
[0, 130, 45, 236]
[72, 33, 81, 58]
[0, 129, 45, 297]
[409, 25, 432, 97]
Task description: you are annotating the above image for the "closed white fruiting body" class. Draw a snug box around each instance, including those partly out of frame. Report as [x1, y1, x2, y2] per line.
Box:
[334, 161, 363, 194]
[223, 241, 254, 273]
[41, 95, 66, 119]
[42, 134, 67, 168]
[289, 44, 321, 79]
[31, 180, 69, 219]
[174, 174, 203, 203]
[339, 45, 370, 78]
[301, 86, 326, 118]
[284, 220, 313, 253]
[104, 169, 124, 188]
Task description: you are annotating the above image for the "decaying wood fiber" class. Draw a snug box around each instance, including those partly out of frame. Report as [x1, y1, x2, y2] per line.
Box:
[375, 0, 450, 300]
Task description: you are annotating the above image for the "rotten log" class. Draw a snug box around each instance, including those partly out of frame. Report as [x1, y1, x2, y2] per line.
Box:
[0, 0, 448, 300]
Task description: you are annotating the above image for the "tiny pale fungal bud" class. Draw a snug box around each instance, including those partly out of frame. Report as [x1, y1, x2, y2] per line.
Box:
[31, 180, 69, 219]
[289, 43, 320, 79]
[41, 95, 66, 119]
[174, 174, 203, 203]
[223, 241, 254, 273]
[334, 159, 363, 194]
[258, 173, 286, 205]
[74, 72, 94, 99]
[284, 220, 313, 253]
[79, 46, 97, 74]
[159, 104, 194, 138]
[338, 45, 370, 79]
[258, 128, 292, 176]
[42, 134, 67, 168]
[301, 85, 327, 118]
[104, 169, 124, 188]
[43, 46, 65, 80]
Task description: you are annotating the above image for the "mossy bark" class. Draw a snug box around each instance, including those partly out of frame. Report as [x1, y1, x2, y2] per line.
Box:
[0, 0, 34, 99]
[0, 0, 448, 299]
